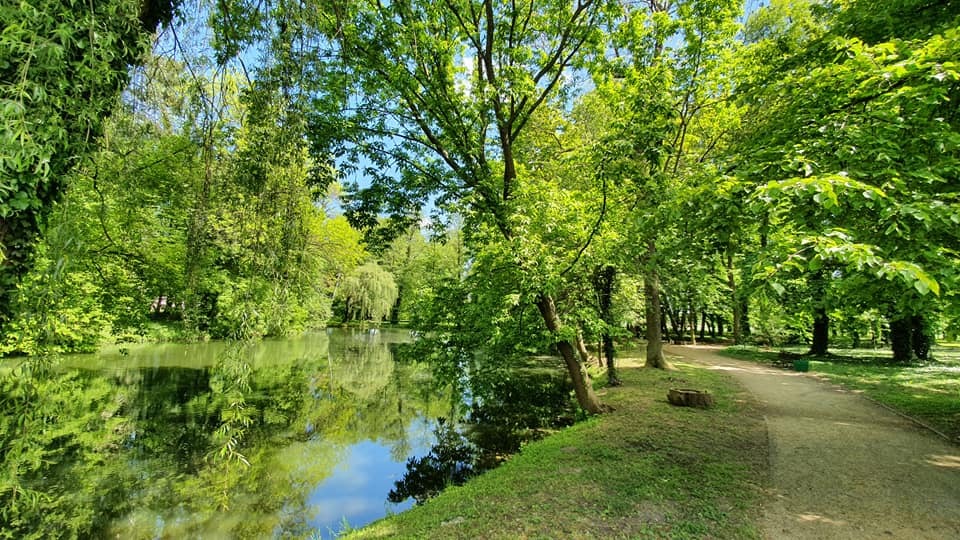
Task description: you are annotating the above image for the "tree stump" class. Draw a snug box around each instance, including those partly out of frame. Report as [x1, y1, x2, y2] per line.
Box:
[667, 388, 714, 409]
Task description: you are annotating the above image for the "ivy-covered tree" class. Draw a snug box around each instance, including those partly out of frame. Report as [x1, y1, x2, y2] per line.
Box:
[0, 0, 179, 332]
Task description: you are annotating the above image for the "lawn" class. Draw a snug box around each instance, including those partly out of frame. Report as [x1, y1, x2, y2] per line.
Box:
[343, 354, 767, 539]
[722, 344, 960, 442]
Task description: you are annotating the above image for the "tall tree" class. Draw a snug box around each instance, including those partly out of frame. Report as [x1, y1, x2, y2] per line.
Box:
[592, 0, 742, 366]
[0, 0, 179, 333]
[215, 0, 617, 412]
[734, 0, 960, 361]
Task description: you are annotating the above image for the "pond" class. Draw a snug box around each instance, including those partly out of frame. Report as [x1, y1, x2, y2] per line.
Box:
[1, 328, 457, 539]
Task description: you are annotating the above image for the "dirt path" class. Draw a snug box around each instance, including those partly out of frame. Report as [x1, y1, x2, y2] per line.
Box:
[665, 344, 960, 539]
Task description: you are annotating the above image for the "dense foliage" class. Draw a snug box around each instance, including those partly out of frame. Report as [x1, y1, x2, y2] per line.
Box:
[2, 0, 959, 405]
[0, 0, 178, 331]
[2, 0, 959, 537]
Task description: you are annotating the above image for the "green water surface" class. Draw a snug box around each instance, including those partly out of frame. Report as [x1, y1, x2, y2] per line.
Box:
[0, 328, 451, 539]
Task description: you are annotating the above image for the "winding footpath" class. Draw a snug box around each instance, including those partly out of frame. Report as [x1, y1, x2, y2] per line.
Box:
[665, 345, 960, 539]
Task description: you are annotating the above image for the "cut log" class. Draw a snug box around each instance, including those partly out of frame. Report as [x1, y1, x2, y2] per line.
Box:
[667, 388, 714, 409]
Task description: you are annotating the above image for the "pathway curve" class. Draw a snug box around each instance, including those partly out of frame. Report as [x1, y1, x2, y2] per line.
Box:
[665, 344, 960, 539]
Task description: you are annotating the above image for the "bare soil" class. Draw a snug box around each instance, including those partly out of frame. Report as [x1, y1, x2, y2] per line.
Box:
[666, 344, 960, 539]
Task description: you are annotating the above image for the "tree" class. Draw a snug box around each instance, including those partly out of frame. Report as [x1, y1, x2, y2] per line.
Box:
[0, 41, 362, 350]
[591, 0, 742, 366]
[592, 264, 621, 385]
[219, 0, 617, 412]
[733, 0, 960, 361]
[0, 0, 179, 333]
[337, 262, 399, 323]
[380, 224, 428, 324]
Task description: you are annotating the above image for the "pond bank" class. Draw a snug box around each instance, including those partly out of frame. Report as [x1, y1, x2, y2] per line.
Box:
[344, 353, 768, 539]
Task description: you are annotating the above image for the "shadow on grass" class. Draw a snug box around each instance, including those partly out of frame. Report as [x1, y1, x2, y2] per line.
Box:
[345, 360, 768, 539]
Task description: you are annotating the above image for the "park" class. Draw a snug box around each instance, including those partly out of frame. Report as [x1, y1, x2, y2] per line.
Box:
[1, 0, 958, 537]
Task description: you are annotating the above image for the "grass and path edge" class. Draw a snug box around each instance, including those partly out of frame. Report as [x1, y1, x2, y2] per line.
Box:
[343, 353, 769, 539]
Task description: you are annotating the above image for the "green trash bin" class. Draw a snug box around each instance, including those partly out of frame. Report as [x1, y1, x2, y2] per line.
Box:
[793, 359, 810, 372]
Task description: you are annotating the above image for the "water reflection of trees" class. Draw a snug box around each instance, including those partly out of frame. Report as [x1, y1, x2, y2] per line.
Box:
[388, 369, 577, 506]
[0, 330, 448, 539]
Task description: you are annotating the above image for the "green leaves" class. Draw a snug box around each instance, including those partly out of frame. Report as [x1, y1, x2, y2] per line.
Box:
[752, 229, 942, 298]
[0, 0, 174, 330]
[337, 262, 399, 322]
[731, 0, 960, 330]
[754, 174, 887, 213]
[877, 260, 941, 296]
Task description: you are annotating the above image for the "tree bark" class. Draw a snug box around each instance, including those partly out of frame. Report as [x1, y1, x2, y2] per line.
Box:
[593, 265, 620, 385]
[911, 314, 932, 361]
[726, 252, 743, 344]
[668, 388, 714, 408]
[809, 306, 829, 356]
[689, 305, 697, 346]
[889, 316, 915, 363]
[807, 270, 829, 355]
[675, 310, 685, 344]
[535, 294, 604, 413]
[663, 295, 683, 344]
[740, 297, 751, 337]
[643, 242, 672, 369]
[602, 333, 619, 385]
[575, 329, 597, 367]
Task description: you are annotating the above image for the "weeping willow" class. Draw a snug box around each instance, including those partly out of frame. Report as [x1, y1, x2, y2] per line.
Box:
[338, 262, 398, 322]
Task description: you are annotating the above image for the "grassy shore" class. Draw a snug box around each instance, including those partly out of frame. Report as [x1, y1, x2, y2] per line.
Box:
[343, 353, 767, 539]
[722, 344, 960, 442]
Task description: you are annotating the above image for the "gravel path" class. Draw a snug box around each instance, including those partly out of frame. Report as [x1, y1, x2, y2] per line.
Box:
[665, 345, 960, 539]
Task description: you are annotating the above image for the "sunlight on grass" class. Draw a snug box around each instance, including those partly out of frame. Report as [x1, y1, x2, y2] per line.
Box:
[344, 361, 767, 539]
[924, 455, 960, 469]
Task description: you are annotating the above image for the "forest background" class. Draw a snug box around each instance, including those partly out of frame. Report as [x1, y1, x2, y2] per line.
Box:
[1, 0, 958, 413]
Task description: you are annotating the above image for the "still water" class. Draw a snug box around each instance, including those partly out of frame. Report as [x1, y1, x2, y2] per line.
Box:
[1, 328, 453, 539]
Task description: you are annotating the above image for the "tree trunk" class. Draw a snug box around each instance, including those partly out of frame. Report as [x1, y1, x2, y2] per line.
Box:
[809, 306, 829, 356]
[699, 311, 707, 341]
[808, 269, 829, 355]
[675, 310, 686, 344]
[726, 252, 743, 344]
[575, 329, 597, 367]
[389, 287, 403, 325]
[603, 333, 619, 386]
[535, 294, 604, 413]
[889, 316, 915, 363]
[593, 265, 620, 385]
[668, 388, 714, 408]
[663, 295, 683, 344]
[740, 297, 751, 336]
[689, 305, 697, 346]
[643, 243, 672, 369]
[911, 314, 932, 361]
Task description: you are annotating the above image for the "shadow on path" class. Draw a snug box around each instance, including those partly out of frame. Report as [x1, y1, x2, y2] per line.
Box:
[666, 344, 960, 540]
